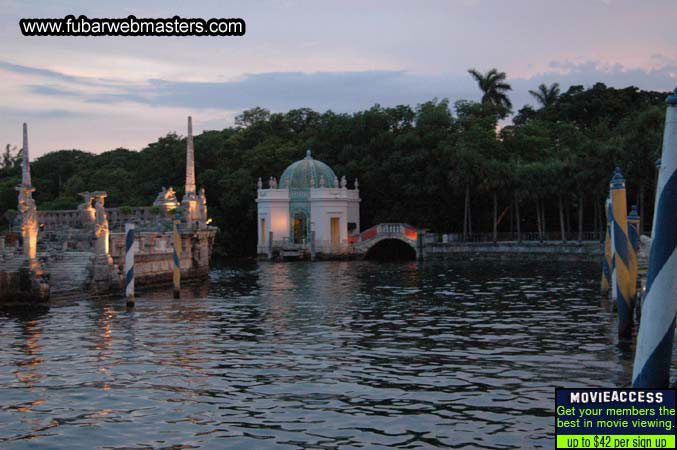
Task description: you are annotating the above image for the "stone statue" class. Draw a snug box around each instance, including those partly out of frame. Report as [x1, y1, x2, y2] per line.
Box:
[354, 178, 359, 190]
[334, 175, 339, 187]
[153, 186, 179, 212]
[17, 188, 38, 261]
[93, 192, 110, 257]
[154, 187, 167, 204]
[282, 178, 289, 188]
[257, 177, 263, 189]
[310, 175, 315, 188]
[198, 188, 208, 224]
[271, 177, 278, 189]
[319, 175, 326, 188]
[78, 191, 95, 226]
[340, 175, 347, 189]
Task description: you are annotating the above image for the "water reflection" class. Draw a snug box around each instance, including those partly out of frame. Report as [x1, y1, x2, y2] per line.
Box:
[0, 260, 673, 448]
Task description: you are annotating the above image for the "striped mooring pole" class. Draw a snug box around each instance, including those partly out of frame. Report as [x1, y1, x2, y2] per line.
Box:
[601, 197, 612, 294]
[627, 205, 640, 303]
[124, 223, 135, 306]
[632, 87, 677, 387]
[172, 216, 182, 299]
[610, 168, 634, 338]
[609, 196, 618, 302]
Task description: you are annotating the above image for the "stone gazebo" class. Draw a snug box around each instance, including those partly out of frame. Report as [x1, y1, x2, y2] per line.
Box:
[256, 150, 361, 259]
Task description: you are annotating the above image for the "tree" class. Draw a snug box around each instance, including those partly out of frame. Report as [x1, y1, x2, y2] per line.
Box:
[467, 68, 513, 117]
[529, 83, 560, 108]
[0, 83, 671, 256]
[449, 101, 499, 240]
[2, 145, 20, 170]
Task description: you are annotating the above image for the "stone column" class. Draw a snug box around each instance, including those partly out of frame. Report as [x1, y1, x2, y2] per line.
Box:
[181, 116, 199, 226]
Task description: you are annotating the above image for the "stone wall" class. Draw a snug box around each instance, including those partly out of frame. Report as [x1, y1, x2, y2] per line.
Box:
[422, 241, 603, 262]
[109, 228, 216, 289]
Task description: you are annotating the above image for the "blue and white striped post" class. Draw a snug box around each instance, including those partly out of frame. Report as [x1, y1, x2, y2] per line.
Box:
[601, 197, 612, 294]
[610, 168, 633, 338]
[627, 205, 640, 305]
[632, 87, 677, 388]
[124, 223, 135, 306]
[172, 216, 182, 299]
[608, 196, 618, 302]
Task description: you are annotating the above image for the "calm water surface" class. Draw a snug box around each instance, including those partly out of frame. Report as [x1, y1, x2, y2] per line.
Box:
[0, 260, 667, 448]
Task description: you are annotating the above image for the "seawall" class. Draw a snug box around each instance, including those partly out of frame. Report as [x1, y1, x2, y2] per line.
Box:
[421, 240, 603, 262]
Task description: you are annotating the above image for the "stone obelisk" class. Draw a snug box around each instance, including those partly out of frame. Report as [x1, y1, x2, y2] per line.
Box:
[181, 116, 199, 225]
[185, 116, 196, 196]
[16, 123, 38, 262]
[21, 123, 32, 188]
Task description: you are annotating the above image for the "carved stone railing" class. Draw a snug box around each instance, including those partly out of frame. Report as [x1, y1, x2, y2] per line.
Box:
[357, 223, 420, 243]
[37, 207, 173, 233]
[38, 210, 85, 230]
[106, 207, 169, 232]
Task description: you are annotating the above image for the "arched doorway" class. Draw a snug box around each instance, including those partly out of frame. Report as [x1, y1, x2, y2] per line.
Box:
[292, 211, 308, 244]
[365, 238, 416, 260]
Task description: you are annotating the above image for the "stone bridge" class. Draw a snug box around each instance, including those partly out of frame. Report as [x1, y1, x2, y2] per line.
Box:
[351, 223, 423, 259]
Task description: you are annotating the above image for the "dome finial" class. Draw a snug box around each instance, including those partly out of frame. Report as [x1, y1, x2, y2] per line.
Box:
[668, 86, 677, 105]
[305, 149, 312, 159]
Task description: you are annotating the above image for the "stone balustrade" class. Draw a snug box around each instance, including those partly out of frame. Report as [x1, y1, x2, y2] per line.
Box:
[38, 210, 83, 230]
[37, 207, 173, 232]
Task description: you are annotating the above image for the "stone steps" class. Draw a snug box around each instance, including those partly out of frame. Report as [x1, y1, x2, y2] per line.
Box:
[0, 255, 28, 271]
[43, 251, 94, 295]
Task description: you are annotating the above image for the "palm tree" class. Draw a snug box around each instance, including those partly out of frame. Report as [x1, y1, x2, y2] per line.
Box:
[467, 68, 513, 113]
[529, 83, 560, 108]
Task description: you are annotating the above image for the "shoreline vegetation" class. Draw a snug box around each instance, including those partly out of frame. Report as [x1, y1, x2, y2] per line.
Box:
[0, 69, 669, 258]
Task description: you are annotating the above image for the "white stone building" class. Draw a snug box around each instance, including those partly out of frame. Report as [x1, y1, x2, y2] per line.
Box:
[256, 150, 360, 258]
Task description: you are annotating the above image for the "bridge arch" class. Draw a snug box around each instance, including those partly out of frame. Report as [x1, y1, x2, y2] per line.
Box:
[353, 223, 421, 260]
[363, 237, 417, 260]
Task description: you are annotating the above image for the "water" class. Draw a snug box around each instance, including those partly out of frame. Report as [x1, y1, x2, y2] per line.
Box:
[0, 260, 668, 448]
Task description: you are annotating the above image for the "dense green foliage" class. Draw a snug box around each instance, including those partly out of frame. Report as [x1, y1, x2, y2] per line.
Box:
[0, 81, 669, 256]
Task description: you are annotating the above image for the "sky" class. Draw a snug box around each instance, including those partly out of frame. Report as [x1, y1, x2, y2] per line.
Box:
[1, 0, 676, 158]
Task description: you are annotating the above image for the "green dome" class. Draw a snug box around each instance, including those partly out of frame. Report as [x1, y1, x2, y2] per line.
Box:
[280, 150, 337, 189]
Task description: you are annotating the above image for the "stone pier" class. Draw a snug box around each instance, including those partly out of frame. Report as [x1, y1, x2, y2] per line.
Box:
[0, 117, 217, 302]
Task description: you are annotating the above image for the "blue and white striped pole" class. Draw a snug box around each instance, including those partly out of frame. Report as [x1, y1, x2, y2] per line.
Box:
[172, 216, 182, 299]
[610, 168, 634, 338]
[601, 197, 612, 294]
[627, 205, 640, 305]
[632, 87, 677, 388]
[124, 223, 135, 306]
[608, 196, 617, 302]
